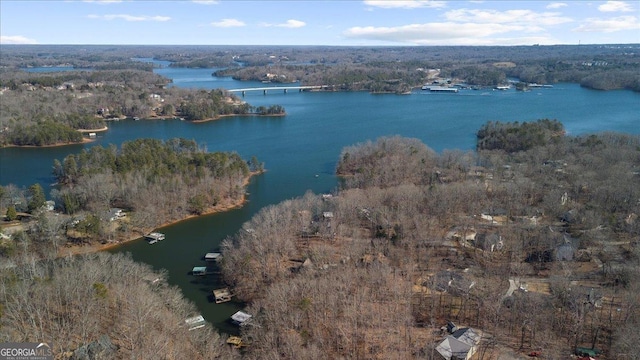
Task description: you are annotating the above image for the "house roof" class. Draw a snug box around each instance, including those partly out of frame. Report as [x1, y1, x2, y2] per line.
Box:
[436, 327, 482, 360]
[436, 336, 472, 360]
[231, 311, 252, 325]
[452, 327, 482, 346]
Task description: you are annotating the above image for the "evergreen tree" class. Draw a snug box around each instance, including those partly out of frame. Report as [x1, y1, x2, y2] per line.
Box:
[27, 183, 46, 213]
[6, 205, 17, 221]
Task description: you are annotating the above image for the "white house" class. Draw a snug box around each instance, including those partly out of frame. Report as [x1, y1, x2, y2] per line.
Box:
[106, 208, 126, 222]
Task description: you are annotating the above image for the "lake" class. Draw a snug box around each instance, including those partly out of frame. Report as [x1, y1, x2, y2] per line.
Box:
[1, 65, 638, 331]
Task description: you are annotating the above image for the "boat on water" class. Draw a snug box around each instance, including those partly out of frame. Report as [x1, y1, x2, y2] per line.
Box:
[421, 85, 459, 93]
[494, 85, 511, 91]
[145, 232, 165, 244]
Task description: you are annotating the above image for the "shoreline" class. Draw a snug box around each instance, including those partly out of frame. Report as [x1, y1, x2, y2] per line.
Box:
[1, 111, 286, 148]
[1, 137, 97, 149]
[159, 112, 286, 124]
[1, 126, 107, 148]
[57, 170, 262, 257]
[77, 126, 109, 133]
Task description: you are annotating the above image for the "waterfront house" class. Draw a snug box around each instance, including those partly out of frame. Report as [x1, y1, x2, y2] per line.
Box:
[107, 208, 126, 222]
[44, 200, 55, 211]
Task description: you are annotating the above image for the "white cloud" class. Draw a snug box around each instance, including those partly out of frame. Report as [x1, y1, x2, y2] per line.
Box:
[344, 5, 579, 45]
[261, 19, 306, 28]
[87, 14, 171, 21]
[344, 22, 525, 44]
[211, 18, 245, 27]
[546, 2, 567, 9]
[0, 35, 38, 44]
[363, 0, 447, 9]
[573, 15, 640, 32]
[276, 19, 306, 28]
[598, 1, 634, 12]
[444, 8, 572, 26]
[192, 0, 218, 4]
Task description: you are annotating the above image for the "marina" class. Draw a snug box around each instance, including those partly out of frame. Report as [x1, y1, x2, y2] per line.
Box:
[421, 85, 459, 93]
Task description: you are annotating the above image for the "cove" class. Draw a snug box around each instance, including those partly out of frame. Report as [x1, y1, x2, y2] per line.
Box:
[1, 66, 638, 331]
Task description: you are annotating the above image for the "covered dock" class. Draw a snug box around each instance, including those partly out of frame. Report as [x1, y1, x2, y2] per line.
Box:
[205, 252, 222, 262]
[213, 288, 232, 303]
[184, 315, 206, 330]
[145, 232, 165, 244]
[230, 311, 252, 326]
[192, 266, 207, 276]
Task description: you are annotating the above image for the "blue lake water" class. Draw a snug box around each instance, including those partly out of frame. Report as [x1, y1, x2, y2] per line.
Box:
[1, 65, 638, 330]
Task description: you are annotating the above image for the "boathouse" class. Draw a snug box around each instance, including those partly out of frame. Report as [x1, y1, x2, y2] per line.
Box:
[205, 252, 222, 262]
[184, 315, 206, 331]
[144, 232, 165, 244]
[213, 288, 232, 303]
[230, 311, 252, 326]
[192, 266, 207, 276]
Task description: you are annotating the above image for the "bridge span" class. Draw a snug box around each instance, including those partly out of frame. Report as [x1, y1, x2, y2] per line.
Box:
[227, 85, 328, 96]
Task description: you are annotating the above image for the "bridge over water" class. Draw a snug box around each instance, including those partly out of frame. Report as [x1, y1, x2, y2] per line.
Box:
[227, 85, 328, 96]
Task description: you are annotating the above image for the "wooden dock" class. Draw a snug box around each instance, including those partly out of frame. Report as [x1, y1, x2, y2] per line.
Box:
[145, 232, 165, 244]
[213, 288, 232, 303]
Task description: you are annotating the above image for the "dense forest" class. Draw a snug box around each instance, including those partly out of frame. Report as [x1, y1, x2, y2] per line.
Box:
[218, 121, 639, 359]
[0, 252, 240, 359]
[0, 138, 262, 258]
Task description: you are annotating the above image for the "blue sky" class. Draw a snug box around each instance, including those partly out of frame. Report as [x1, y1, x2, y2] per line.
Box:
[1, 1, 638, 46]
